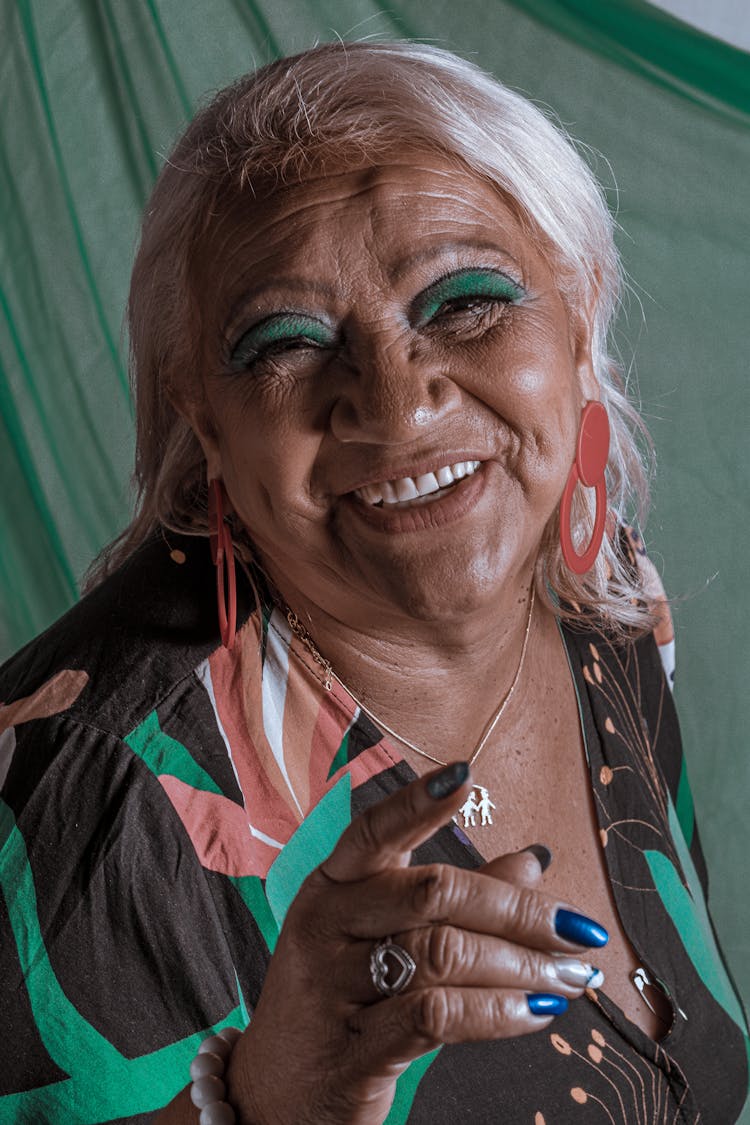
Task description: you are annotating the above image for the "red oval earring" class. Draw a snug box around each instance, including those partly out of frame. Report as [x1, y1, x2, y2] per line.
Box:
[208, 478, 237, 649]
[559, 401, 610, 575]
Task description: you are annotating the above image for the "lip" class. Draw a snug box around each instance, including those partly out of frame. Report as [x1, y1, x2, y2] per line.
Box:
[338, 453, 491, 496]
[343, 460, 490, 533]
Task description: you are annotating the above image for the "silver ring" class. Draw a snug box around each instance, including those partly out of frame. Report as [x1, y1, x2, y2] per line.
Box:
[369, 936, 416, 998]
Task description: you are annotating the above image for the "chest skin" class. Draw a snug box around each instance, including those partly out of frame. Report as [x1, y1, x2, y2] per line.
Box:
[398, 614, 672, 1042]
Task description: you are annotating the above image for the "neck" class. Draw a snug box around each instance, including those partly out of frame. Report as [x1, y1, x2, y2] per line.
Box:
[273, 572, 541, 764]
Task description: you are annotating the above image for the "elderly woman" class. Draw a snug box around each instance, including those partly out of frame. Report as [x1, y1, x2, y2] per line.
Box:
[1, 40, 747, 1125]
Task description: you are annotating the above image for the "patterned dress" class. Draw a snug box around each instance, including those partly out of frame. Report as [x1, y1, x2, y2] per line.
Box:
[0, 530, 747, 1123]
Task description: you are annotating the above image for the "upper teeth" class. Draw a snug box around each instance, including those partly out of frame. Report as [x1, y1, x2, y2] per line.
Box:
[355, 461, 482, 506]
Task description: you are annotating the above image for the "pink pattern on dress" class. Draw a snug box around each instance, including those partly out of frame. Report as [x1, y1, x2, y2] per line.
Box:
[159, 774, 279, 877]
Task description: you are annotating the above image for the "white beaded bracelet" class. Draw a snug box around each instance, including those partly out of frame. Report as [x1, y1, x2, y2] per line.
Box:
[190, 1026, 243, 1124]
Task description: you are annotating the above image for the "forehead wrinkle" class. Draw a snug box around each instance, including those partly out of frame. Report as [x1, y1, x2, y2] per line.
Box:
[245, 174, 387, 232]
[205, 209, 341, 334]
[202, 159, 541, 342]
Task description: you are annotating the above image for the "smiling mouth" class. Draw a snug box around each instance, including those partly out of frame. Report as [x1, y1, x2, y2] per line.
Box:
[353, 460, 482, 508]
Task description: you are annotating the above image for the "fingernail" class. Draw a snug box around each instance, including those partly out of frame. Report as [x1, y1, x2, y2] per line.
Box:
[426, 761, 470, 800]
[527, 993, 568, 1017]
[553, 960, 604, 987]
[555, 908, 609, 948]
[521, 844, 552, 872]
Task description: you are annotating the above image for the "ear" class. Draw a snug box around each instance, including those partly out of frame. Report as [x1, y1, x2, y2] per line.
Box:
[569, 285, 600, 404]
[168, 387, 224, 482]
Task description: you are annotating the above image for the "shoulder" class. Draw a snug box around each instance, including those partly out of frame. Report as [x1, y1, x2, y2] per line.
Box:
[0, 532, 257, 836]
[0, 530, 249, 738]
[618, 524, 675, 689]
[560, 525, 681, 755]
[0, 531, 244, 815]
[561, 526, 685, 798]
[0, 530, 259, 855]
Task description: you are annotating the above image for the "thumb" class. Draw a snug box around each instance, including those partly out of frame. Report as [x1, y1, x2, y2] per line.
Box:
[479, 844, 552, 889]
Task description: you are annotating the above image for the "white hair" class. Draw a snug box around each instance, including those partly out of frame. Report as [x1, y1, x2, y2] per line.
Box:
[91, 40, 653, 634]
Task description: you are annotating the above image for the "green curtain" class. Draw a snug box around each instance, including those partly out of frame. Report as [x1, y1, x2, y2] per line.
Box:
[2, 0, 748, 1086]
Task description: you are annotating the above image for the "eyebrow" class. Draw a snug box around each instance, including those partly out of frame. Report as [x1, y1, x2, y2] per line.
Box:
[388, 240, 521, 281]
[222, 241, 521, 331]
[223, 277, 339, 331]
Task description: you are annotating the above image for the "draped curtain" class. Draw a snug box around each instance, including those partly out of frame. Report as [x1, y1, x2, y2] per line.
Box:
[2, 0, 749, 1054]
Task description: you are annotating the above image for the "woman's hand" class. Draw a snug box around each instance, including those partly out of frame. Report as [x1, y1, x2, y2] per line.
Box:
[224, 762, 607, 1125]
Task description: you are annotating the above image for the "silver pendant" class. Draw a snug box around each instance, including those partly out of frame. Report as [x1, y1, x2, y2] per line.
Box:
[454, 784, 496, 829]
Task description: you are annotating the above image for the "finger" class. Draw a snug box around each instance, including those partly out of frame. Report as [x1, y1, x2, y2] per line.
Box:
[321, 863, 608, 955]
[344, 927, 603, 1004]
[478, 846, 550, 889]
[344, 986, 566, 1073]
[321, 762, 472, 883]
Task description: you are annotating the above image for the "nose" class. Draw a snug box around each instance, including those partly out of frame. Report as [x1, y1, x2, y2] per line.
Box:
[328, 336, 462, 445]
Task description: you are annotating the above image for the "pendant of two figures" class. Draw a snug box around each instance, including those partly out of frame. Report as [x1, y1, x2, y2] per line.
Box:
[453, 784, 496, 829]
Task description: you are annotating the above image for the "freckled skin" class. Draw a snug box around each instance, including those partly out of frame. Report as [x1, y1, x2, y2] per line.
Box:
[187, 155, 597, 635]
[175, 154, 667, 1046]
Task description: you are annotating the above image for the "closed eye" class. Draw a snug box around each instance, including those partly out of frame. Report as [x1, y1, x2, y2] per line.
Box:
[412, 267, 525, 327]
[229, 312, 336, 370]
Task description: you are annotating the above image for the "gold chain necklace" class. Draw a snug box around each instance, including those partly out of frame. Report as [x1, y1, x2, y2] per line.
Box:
[285, 586, 536, 830]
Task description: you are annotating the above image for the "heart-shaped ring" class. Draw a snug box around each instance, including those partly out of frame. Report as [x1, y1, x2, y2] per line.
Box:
[369, 936, 417, 998]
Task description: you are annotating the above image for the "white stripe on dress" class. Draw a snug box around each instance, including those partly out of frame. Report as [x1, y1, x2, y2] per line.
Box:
[260, 610, 304, 818]
[196, 657, 283, 850]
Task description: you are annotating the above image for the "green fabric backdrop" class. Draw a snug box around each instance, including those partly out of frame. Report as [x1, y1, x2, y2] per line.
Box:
[2, 0, 748, 1089]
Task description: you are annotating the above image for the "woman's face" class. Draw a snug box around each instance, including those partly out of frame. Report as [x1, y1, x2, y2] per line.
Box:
[188, 154, 598, 627]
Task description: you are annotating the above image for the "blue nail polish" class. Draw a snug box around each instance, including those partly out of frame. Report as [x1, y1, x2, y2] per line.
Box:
[426, 761, 470, 799]
[555, 908, 609, 948]
[528, 993, 568, 1016]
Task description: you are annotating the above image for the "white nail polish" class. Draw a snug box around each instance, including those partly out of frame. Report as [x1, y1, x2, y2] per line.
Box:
[554, 960, 603, 987]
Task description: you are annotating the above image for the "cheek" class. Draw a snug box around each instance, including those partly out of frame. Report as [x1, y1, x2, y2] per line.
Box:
[522, 378, 580, 491]
[469, 321, 581, 490]
[210, 391, 325, 528]
[477, 321, 579, 411]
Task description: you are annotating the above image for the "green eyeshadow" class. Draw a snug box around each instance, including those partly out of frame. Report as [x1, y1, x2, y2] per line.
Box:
[413, 268, 524, 323]
[230, 313, 334, 367]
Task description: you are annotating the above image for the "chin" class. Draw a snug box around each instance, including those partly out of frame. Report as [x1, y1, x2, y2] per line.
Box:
[372, 540, 526, 624]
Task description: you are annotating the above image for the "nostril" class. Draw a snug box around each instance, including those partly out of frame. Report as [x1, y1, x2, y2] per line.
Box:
[329, 364, 462, 444]
[427, 374, 448, 399]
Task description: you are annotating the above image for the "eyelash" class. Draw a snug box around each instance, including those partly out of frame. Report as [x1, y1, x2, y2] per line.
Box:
[430, 293, 514, 321]
[229, 327, 331, 371]
[229, 283, 522, 371]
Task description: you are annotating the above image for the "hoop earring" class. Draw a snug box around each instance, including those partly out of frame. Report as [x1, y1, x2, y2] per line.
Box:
[559, 401, 610, 575]
[208, 478, 237, 650]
